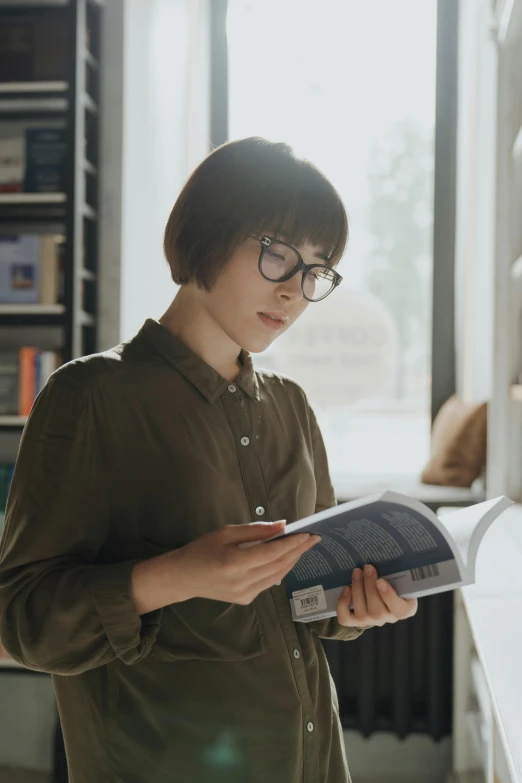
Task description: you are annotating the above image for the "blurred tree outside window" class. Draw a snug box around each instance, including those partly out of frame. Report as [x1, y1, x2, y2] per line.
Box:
[227, 0, 436, 479]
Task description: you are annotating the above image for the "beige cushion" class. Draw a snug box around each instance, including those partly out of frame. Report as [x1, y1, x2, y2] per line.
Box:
[420, 394, 487, 488]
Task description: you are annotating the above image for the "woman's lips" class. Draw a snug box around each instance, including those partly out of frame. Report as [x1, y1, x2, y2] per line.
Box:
[258, 312, 284, 330]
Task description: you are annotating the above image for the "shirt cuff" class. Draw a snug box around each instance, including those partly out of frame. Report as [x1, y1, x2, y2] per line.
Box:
[90, 559, 163, 665]
[306, 616, 371, 641]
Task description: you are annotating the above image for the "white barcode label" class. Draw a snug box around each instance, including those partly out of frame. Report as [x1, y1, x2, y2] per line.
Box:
[410, 564, 440, 581]
[292, 585, 327, 617]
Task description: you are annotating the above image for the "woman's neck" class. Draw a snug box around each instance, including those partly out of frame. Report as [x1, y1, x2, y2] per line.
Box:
[158, 287, 243, 382]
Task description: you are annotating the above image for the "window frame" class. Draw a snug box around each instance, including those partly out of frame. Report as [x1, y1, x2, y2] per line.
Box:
[211, 0, 460, 427]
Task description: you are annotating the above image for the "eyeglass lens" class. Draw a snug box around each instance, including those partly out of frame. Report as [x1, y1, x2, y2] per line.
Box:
[261, 241, 336, 301]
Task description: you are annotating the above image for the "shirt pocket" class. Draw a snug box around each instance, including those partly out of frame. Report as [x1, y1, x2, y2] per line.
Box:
[150, 596, 267, 662]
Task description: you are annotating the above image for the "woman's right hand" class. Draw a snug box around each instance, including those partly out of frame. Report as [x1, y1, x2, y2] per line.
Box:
[175, 520, 321, 605]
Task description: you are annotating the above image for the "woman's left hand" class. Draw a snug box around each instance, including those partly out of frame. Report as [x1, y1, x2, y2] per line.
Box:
[336, 565, 418, 628]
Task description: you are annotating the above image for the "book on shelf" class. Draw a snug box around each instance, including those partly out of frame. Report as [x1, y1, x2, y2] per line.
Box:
[241, 490, 514, 622]
[0, 137, 25, 193]
[0, 462, 14, 567]
[0, 233, 65, 305]
[0, 461, 14, 521]
[0, 347, 61, 416]
[0, 127, 67, 196]
[24, 128, 67, 194]
[0, 14, 68, 83]
[0, 461, 14, 592]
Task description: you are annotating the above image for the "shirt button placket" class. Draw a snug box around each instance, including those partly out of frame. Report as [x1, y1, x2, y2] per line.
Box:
[240, 437, 266, 519]
[221, 391, 318, 774]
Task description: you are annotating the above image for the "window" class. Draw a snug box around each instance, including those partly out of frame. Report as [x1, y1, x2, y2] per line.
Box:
[227, 0, 437, 480]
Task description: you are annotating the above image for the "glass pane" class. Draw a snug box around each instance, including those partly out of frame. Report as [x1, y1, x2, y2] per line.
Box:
[303, 266, 336, 301]
[261, 241, 300, 280]
[228, 0, 436, 479]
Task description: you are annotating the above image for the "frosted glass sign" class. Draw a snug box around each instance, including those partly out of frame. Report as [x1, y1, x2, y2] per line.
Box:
[275, 288, 399, 407]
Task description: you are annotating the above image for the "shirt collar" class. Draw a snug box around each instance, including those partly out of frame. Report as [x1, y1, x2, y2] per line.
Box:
[136, 318, 260, 404]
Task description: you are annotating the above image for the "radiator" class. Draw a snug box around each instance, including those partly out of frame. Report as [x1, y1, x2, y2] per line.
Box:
[322, 591, 454, 740]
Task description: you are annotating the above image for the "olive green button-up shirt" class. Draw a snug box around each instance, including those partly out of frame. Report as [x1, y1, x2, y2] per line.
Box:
[0, 317, 366, 783]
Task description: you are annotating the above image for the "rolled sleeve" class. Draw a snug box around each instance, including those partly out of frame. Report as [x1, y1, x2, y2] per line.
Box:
[90, 559, 163, 666]
[0, 371, 162, 674]
[305, 616, 369, 641]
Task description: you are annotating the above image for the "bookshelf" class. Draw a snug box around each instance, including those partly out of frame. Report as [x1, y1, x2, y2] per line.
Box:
[0, 192, 66, 203]
[0, 0, 103, 434]
[0, 0, 103, 673]
[0, 416, 27, 426]
[0, 6, 105, 779]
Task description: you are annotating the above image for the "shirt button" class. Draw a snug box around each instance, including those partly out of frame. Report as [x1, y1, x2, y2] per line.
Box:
[255, 506, 265, 516]
[228, 384, 237, 393]
[275, 580, 281, 586]
[293, 649, 300, 659]
[307, 722, 314, 732]
[240, 436, 250, 446]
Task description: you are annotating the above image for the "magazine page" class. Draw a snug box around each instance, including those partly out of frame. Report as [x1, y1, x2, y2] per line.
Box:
[437, 496, 514, 583]
[274, 491, 466, 622]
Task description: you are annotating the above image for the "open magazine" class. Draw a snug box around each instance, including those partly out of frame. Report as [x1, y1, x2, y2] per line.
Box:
[260, 491, 514, 623]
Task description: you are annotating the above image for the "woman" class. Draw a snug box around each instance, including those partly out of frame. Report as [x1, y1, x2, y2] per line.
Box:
[0, 137, 417, 783]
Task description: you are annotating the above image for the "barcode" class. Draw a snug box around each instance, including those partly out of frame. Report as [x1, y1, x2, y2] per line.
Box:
[300, 595, 319, 607]
[410, 564, 440, 581]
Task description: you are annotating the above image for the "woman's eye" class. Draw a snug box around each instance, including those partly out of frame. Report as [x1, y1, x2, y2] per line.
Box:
[267, 249, 285, 261]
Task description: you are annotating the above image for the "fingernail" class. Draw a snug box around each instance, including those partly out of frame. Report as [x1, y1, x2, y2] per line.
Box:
[377, 580, 387, 591]
[364, 564, 374, 576]
[353, 568, 362, 581]
[343, 586, 350, 597]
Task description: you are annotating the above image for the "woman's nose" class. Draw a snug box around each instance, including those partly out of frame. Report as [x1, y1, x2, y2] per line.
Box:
[278, 271, 304, 301]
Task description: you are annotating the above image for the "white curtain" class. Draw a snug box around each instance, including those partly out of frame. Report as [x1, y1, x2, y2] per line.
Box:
[119, 0, 211, 341]
[454, 0, 497, 402]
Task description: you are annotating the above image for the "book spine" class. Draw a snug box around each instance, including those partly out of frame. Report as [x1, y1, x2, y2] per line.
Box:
[0, 137, 25, 193]
[24, 128, 66, 194]
[57, 241, 65, 305]
[0, 350, 19, 415]
[19, 347, 36, 416]
[0, 235, 40, 304]
[39, 234, 60, 305]
[40, 351, 56, 389]
[34, 350, 41, 399]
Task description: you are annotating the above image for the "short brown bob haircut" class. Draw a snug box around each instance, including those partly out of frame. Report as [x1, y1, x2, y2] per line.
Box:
[163, 136, 349, 292]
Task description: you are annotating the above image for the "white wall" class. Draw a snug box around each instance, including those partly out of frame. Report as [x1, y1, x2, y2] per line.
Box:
[119, 0, 211, 342]
[454, 0, 497, 403]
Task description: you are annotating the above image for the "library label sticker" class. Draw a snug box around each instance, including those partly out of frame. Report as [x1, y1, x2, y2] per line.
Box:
[292, 585, 327, 617]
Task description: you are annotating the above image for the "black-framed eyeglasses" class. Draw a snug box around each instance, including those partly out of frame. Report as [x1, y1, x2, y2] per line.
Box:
[253, 235, 343, 302]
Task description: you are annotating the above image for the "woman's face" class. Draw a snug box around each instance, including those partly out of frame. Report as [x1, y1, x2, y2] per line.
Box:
[201, 236, 328, 353]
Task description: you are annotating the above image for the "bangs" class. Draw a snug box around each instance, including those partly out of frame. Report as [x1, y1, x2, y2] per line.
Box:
[233, 158, 348, 267]
[164, 137, 349, 291]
